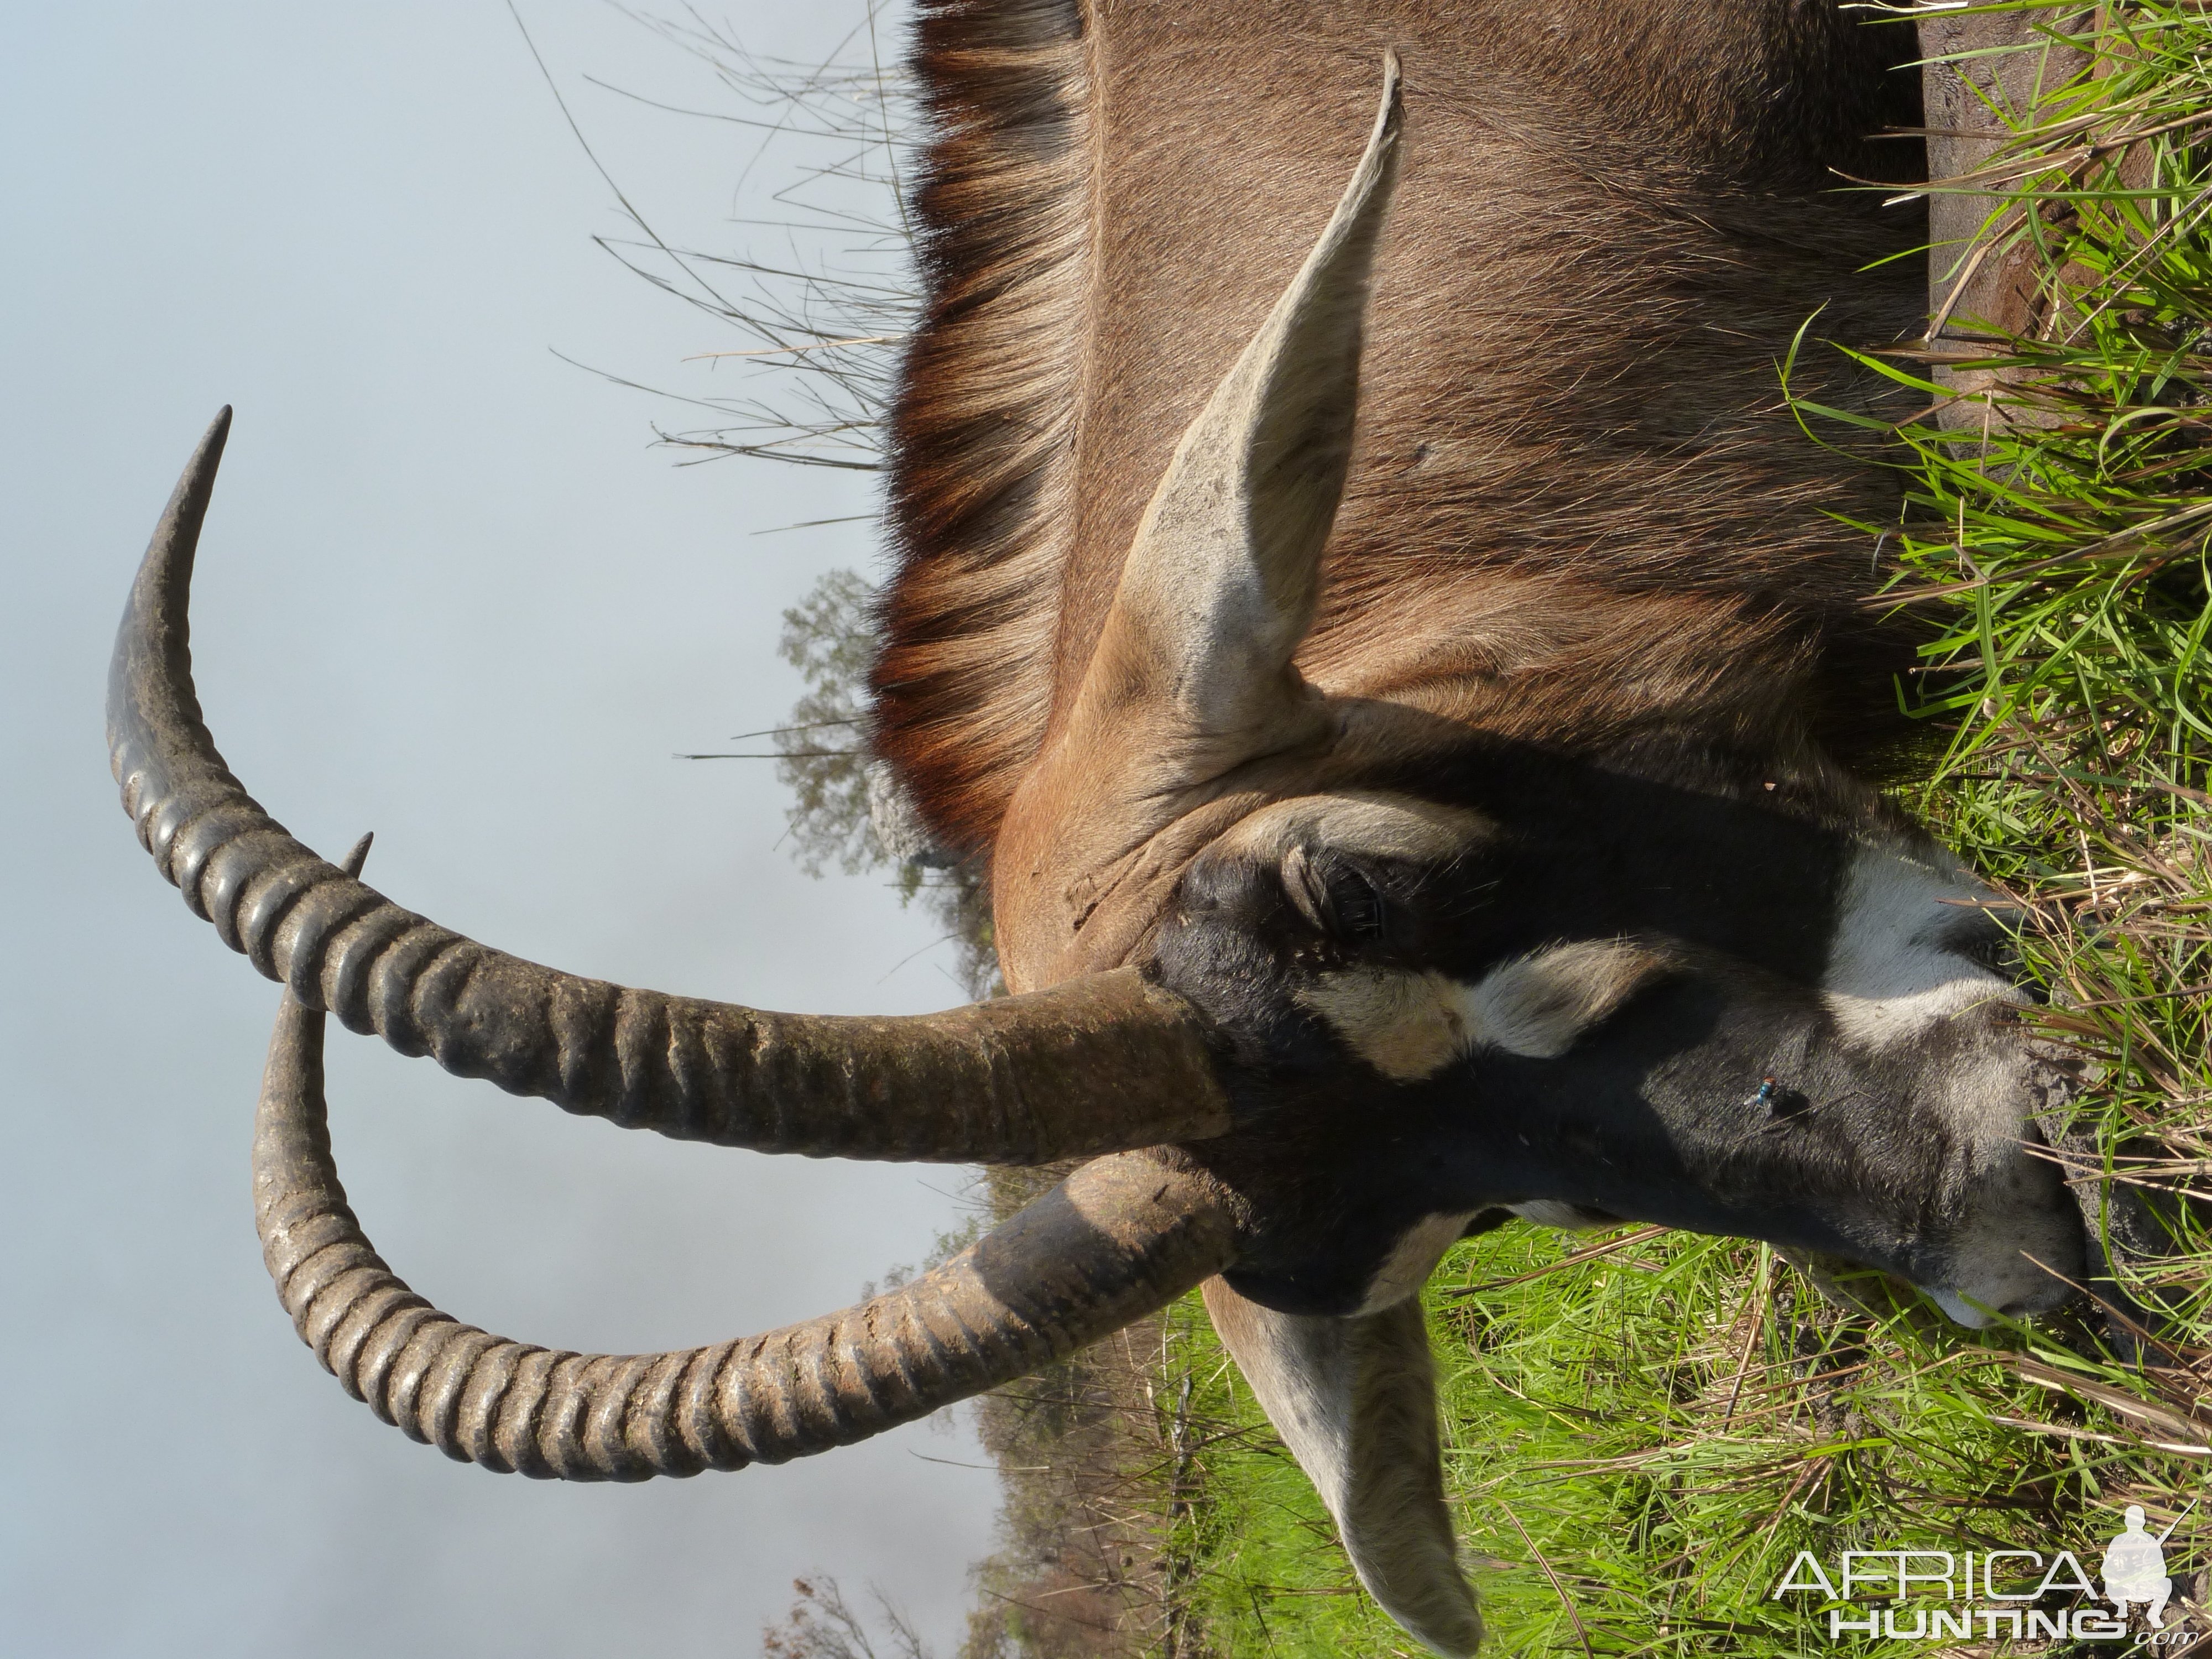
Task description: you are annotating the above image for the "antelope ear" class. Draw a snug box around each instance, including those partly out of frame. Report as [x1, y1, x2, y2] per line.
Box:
[1202, 1277, 1483, 1657]
[993, 58, 1404, 989]
[1066, 55, 1402, 775]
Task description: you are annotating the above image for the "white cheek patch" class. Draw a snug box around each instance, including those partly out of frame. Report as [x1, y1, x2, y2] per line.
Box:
[1298, 968, 1470, 1081]
[1298, 938, 1669, 1080]
[1824, 843, 2022, 1047]
[1464, 938, 1670, 1060]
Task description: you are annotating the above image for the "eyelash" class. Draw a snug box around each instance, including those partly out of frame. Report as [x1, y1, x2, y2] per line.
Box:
[1326, 865, 1387, 940]
[1281, 846, 1390, 945]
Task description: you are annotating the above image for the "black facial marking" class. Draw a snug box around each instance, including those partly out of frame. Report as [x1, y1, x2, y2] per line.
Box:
[1152, 732, 2084, 1316]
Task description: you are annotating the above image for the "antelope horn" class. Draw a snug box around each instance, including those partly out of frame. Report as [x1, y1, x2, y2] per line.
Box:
[255, 841, 1238, 1473]
[109, 410, 1232, 1164]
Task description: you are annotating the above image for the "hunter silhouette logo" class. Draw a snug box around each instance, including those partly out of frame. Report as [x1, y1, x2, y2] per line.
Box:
[1772, 1503, 2198, 1644]
[2103, 1505, 2181, 1629]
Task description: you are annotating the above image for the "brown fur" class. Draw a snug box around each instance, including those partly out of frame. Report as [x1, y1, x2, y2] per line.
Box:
[875, 0, 1094, 854]
[880, 0, 1929, 860]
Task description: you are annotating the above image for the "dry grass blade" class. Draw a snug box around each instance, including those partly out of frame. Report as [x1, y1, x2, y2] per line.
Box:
[1439, 1225, 1669, 1298]
[1497, 1501, 1597, 1659]
[2010, 1355, 2212, 1454]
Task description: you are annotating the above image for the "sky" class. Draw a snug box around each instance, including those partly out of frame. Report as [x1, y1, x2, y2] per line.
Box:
[2, 5, 1006, 1655]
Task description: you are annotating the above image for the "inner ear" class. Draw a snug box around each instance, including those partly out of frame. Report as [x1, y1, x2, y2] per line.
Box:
[1042, 61, 1404, 791]
[1201, 1280, 1485, 1656]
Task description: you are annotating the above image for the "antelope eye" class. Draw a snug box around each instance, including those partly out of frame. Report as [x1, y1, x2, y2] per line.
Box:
[1281, 845, 1389, 945]
[1325, 862, 1387, 941]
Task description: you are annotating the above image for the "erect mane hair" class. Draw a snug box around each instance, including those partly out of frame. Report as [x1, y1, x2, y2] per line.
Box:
[873, 0, 1090, 857]
[876, 0, 1934, 863]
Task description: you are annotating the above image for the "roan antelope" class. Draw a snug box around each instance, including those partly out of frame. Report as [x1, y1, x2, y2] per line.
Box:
[110, 4, 2089, 1651]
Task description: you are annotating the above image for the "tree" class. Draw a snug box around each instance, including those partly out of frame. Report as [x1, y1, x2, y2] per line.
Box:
[762, 1577, 935, 1659]
[772, 566, 1000, 999]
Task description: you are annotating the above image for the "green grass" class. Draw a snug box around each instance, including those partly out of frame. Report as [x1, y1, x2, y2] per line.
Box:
[1151, 8, 2212, 1654]
[1161, 1229, 2177, 1658]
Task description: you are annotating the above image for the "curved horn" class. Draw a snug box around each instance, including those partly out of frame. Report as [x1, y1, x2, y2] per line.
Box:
[109, 411, 1232, 1164]
[253, 835, 1238, 1473]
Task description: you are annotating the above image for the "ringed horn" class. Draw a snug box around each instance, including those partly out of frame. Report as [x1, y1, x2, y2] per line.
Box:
[105, 408, 1233, 1165]
[110, 416, 1243, 1468]
[255, 837, 1236, 1474]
